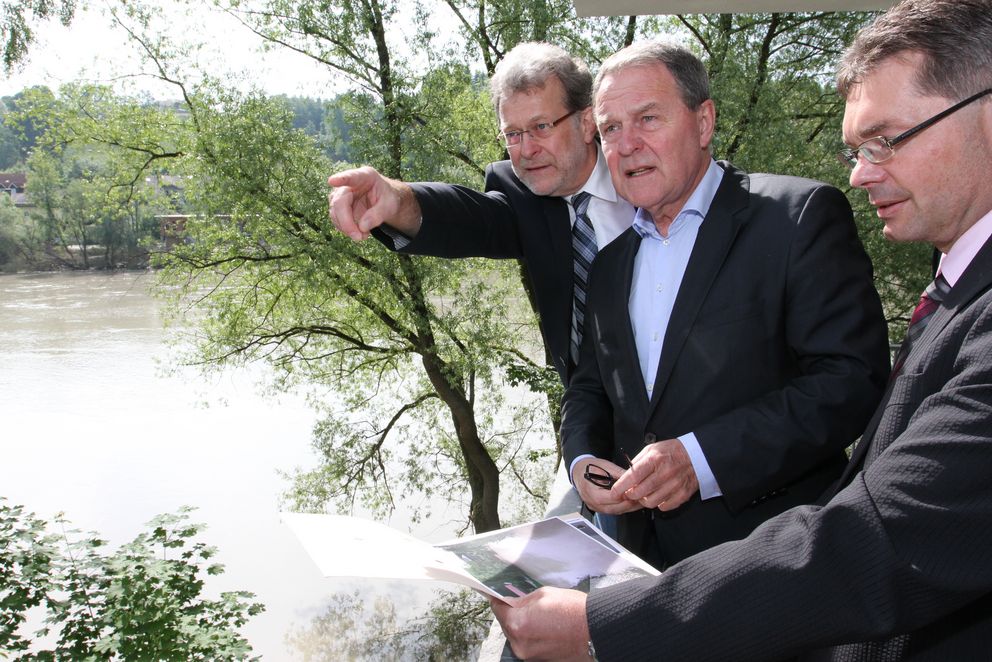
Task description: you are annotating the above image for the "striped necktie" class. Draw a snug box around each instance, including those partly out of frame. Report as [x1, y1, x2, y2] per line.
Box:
[570, 191, 597, 365]
[891, 272, 951, 376]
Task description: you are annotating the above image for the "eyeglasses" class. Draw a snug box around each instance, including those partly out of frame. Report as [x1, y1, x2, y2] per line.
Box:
[583, 463, 618, 489]
[838, 88, 992, 168]
[582, 453, 633, 490]
[499, 109, 577, 147]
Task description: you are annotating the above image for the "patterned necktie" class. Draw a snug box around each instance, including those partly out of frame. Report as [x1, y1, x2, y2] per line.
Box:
[891, 273, 951, 376]
[570, 191, 597, 365]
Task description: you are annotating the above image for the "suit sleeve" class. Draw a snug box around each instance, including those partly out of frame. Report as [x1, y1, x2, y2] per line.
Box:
[371, 167, 526, 260]
[696, 184, 890, 511]
[588, 296, 992, 660]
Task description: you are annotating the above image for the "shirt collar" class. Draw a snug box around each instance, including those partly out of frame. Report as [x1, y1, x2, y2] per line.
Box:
[573, 145, 619, 204]
[633, 159, 723, 239]
[938, 207, 992, 287]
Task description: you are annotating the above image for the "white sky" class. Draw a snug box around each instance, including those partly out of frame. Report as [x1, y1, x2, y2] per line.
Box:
[1, 3, 348, 99]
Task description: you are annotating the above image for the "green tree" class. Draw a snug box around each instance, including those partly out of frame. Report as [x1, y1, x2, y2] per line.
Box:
[14, 83, 182, 269]
[2, 88, 56, 167]
[0, 114, 22, 169]
[1, 0, 76, 71]
[0, 499, 264, 660]
[0, 195, 32, 268]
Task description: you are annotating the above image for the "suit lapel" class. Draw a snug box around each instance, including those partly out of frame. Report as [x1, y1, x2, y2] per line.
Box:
[647, 164, 749, 413]
[614, 230, 650, 405]
[839, 234, 992, 486]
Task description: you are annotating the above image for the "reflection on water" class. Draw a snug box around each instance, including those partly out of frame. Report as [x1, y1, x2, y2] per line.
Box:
[0, 271, 447, 659]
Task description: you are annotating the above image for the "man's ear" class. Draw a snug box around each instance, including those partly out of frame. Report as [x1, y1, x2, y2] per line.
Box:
[697, 99, 716, 150]
[580, 106, 598, 144]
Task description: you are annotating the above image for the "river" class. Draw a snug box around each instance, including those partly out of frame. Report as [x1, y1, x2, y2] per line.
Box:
[0, 271, 449, 659]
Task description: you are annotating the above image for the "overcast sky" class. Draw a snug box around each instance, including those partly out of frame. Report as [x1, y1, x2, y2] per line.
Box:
[2, 3, 343, 99]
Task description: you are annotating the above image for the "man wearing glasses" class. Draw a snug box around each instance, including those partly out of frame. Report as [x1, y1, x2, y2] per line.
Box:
[328, 42, 634, 389]
[492, 1, 992, 659]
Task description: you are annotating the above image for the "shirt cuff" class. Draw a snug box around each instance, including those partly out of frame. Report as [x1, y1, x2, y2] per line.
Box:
[680, 432, 722, 500]
[380, 224, 413, 249]
[568, 454, 596, 486]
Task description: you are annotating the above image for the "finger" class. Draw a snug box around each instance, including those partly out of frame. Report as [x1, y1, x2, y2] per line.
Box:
[586, 487, 644, 515]
[635, 484, 674, 510]
[613, 461, 662, 500]
[657, 474, 698, 511]
[355, 207, 386, 235]
[328, 187, 366, 241]
[327, 169, 365, 189]
[490, 595, 519, 611]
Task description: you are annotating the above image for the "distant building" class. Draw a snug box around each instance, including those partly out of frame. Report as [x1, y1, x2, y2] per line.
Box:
[0, 172, 31, 207]
[156, 214, 189, 250]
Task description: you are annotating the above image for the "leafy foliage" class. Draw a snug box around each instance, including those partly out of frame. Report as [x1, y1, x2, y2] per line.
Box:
[0, 500, 264, 660]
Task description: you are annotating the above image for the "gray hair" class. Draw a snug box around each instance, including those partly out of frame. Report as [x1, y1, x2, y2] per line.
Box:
[837, 0, 992, 101]
[593, 40, 710, 110]
[489, 42, 593, 115]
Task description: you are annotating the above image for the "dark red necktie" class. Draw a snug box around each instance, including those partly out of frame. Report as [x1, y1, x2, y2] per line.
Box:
[891, 273, 950, 376]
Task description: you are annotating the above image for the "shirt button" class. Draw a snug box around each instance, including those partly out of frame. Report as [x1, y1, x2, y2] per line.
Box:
[656, 283, 663, 292]
[663, 239, 670, 246]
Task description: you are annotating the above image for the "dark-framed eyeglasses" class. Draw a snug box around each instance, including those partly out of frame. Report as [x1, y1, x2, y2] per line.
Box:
[499, 109, 578, 147]
[583, 463, 617, 489]
[838, 88, 992, 168]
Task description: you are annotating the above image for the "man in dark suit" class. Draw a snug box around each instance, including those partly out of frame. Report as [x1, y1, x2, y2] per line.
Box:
[328, 42, 634, 386]
[562, 41, 890, 569]
[491, 1, 992, 659]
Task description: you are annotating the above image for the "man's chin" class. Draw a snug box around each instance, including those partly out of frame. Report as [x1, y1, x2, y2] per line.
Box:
[522, 180, 560, 197]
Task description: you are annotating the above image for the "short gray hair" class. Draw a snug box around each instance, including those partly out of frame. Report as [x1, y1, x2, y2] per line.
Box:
[593, 40, 710, 110]
[837, 0, 992, 101]
[489, 42, 593, 115]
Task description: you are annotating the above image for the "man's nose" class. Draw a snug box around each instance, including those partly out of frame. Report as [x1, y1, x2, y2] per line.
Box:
[616, 126, 642, 155]
[849, 155, 886, 189]
[519, 131, 541, 157]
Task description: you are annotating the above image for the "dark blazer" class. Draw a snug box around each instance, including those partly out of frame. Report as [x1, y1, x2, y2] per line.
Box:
[373, 161, 577, 384]
[562, 162, 891, 566]
[586, 233, 992, 661]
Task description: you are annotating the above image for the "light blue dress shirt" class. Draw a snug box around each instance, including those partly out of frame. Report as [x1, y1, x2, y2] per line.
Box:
[569, 159, 725, 501]
[628, 159, 724, 500]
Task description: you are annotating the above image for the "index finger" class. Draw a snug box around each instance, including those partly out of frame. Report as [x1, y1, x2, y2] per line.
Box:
[610, 452, 652, 498]
[327, 169, 364, 189]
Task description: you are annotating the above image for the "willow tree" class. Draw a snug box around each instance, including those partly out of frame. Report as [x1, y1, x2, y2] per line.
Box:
[141, 0, 652, 534]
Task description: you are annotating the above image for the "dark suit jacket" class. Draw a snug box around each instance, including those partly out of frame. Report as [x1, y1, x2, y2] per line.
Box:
[373, 161, 577, 384]
[562, 162, 891, 566]
[586, 233, 992, 661]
